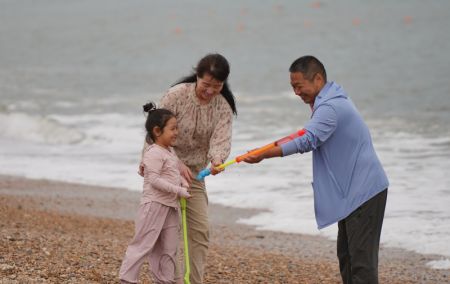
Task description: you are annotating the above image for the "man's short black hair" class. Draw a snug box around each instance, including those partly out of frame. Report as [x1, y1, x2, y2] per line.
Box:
[289, 55, 327, 82]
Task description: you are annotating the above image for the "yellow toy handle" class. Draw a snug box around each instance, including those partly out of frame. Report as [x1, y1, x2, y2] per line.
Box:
[180, 198, 191, 284]
[196, 129, 307, 180]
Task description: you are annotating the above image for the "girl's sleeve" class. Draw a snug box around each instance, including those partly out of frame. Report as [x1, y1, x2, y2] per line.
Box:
[144, 151, 185, 195]
[207, 104, 233, 165]
[141, 138, 150, 159]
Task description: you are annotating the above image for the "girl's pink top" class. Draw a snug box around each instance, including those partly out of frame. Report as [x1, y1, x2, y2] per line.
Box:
[143, 83, 233, 175]
[141, 144, 188, 208]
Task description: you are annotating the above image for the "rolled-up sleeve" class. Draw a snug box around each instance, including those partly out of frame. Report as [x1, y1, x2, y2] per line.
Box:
[281, 104, 337, 156]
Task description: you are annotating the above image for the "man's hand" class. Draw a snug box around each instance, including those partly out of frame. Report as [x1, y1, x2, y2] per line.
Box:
[243, 146, 282, 163]
[243, 153, 265, 164]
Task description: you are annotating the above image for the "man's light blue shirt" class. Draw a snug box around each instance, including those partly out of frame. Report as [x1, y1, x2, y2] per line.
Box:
[281, 82, 389, 229]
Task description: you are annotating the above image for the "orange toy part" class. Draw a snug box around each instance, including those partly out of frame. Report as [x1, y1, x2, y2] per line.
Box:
[235, 143, 276, 163]
[235, 129, 306, 163]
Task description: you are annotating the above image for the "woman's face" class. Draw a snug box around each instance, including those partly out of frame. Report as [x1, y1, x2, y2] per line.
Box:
[195, 73, 224, 103]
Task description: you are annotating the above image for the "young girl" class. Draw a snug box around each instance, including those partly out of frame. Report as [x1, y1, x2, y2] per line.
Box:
[119, 102, 190, 284]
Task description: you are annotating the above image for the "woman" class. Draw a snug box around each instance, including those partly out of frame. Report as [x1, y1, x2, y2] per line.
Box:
[140, 53, 236, 284]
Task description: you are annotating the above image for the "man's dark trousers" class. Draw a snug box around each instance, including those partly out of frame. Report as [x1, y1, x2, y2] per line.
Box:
[337, 189, 388, 284]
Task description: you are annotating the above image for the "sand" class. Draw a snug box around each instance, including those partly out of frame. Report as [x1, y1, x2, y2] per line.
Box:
[0, 175, 448, 283]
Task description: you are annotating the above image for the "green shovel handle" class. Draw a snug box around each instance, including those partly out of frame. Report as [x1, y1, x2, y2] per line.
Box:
[180, 198, 191, 284]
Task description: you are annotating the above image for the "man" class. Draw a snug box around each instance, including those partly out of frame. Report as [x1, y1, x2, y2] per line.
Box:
[244, 56, 389, 284]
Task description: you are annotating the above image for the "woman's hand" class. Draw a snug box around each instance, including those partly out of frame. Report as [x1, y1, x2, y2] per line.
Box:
[138, 161, 145, 177]
[210, 160, 225, 176]
[181, 177, 190, 188]
[179, 162, 193, 184]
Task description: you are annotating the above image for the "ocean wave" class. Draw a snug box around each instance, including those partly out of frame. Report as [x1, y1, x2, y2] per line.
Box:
[0, 112, 85, 144]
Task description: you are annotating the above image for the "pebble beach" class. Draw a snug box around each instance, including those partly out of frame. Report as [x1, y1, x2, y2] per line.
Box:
[1, 175, 448, 283]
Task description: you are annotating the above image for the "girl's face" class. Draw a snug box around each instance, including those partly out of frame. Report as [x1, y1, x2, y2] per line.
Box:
[154, 117, 178, 148]
[195, 73, 224, 104]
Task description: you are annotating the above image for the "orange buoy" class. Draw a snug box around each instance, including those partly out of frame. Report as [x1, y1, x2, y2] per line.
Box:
[403, 15, 413, 25]
[352, 18, 361, 26]
[174, 27, 182, 35]
[304, 20, 313, 28]
[310, 1, 321, 9]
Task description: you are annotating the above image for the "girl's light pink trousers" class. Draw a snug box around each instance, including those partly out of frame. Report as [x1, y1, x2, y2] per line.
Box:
[119, 201, 181, 284]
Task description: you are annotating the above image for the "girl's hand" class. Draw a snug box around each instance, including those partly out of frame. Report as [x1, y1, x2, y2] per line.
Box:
[178, 188, 191, 199]
[210, 160, 224, 176]
[138, 161, 145, 177]
[179, 162, 193, 184]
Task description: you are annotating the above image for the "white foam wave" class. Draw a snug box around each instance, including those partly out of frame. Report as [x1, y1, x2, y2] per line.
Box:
[0, 112, 84, 144]
[426, 259, 450, 270]
[236, 91, 295, 103]
[207, 126, 450, 261]
[0, 111, 145, 191]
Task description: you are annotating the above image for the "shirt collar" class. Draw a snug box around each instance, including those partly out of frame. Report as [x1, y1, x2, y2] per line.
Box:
[312, 81, 333, 110]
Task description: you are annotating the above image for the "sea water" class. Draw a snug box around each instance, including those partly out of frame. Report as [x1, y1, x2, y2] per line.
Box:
[1, 0, 449, 269]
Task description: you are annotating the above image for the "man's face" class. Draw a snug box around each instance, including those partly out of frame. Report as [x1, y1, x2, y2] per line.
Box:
[290, 72, 320, 105]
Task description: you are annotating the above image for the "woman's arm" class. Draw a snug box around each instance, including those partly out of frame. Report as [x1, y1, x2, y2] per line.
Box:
[207, 104, 233, 170]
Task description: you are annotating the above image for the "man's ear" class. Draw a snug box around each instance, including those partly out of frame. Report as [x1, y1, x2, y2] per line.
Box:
[314, 73, 324, 84]
[313, 73, 325, 89]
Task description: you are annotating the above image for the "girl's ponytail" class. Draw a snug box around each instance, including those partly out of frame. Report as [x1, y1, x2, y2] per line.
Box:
[143, 102, 175, 143]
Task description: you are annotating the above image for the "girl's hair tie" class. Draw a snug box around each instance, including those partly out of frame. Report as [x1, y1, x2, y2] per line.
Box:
[143, 102, 157, 113]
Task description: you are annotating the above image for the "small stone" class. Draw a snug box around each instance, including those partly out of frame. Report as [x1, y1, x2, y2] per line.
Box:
[42, 248, 51, 256]
[1, 264, 15, 272]
[6, 235, 16, 241]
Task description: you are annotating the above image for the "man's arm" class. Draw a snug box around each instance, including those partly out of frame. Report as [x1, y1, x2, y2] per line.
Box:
[244, 104, 337, 163]
[282, 104, 337, 156]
